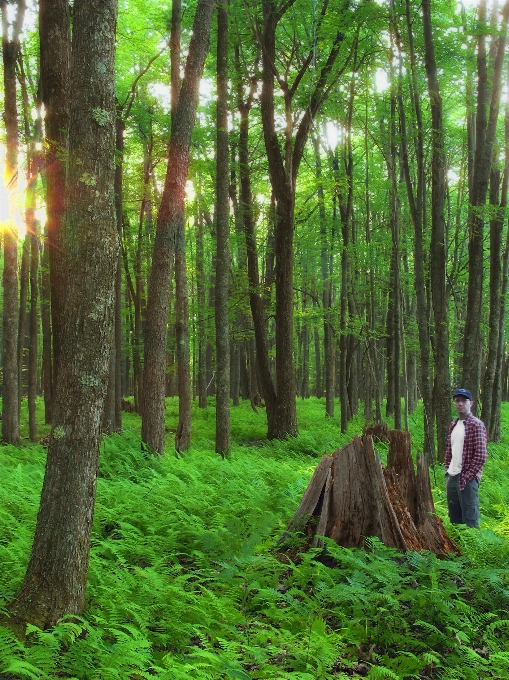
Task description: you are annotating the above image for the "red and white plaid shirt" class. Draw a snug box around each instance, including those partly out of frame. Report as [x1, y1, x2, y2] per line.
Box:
[444, 413, 487, 490]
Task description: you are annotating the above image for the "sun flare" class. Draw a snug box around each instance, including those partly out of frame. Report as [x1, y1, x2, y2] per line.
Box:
[0, 143, 28, 239]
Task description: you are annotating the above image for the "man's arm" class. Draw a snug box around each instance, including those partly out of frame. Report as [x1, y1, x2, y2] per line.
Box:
[464, 419, 488, 482]
[444, 420, 454, 470]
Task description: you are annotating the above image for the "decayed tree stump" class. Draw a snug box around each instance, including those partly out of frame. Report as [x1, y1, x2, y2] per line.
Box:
[285, 430, 458, 556]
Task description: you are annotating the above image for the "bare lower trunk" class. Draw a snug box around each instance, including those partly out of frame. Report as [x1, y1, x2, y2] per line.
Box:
[40, 242, 53, 424]
[175, 238, 191, 453]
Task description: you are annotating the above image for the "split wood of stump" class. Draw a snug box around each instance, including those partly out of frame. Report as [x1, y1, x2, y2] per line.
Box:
[285, 430, 458, 556]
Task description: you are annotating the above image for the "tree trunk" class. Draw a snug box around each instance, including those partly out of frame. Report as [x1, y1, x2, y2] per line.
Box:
[1, 0, 24, 445]
[40, 242, 53, 424]
[27, 160, 39, 442]
[142, 0, 215, 454]
[235, 43, 277, 416]
[481, 157, 506, 436]
[8, 0, 118, 629]
[399, 0, 435, 461]
[422, 0, 451, 461]
[175, 229, 191, 452]
[463, 0, 509, 401]
[259, 0, 346, 438]
[18, 234, 30, 410]
[39, 0, 70, 386]
[312, 134, 334, 412]
[196, 207, 208, 408]
[215, 0, 230, 456]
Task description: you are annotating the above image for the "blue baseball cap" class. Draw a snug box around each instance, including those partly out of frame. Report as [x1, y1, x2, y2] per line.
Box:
[453, 388, 472, 400]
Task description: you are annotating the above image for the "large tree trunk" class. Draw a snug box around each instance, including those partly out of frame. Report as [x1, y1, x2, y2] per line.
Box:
[171, 0, 192, 454]
[142, 0, 215, 454]
[175, 225, 191, 452]
[18, 235, 30, 413]
[481, 157, 507, 436]
[215, 0, 230, 456]
[39, 0, 70, 386]
[27, 157, 39, 443]
[234, 43, 277, 417]
[482, 64, 509, 436]
[7, 0, 118, 629]
[260, 3, 297, 438]
[463, 0, 509, 401]
[1, 0, 24, 445]
[40, 242, 53, 424]
[196, 207, 208, 408]
[258, 0, 346, 438]
[422, 0, 451, 461]
[398, 0, 435, 462]
[103, 116, 125, 433]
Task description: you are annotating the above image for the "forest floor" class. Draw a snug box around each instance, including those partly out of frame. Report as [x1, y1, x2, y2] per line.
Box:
[1, 397, 509, 679]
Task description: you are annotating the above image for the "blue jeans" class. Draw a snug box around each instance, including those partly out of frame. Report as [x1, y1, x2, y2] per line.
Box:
[446, 473, 480, 528]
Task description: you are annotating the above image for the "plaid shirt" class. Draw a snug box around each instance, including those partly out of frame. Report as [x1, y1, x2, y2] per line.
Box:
[444, 413, 487, 490]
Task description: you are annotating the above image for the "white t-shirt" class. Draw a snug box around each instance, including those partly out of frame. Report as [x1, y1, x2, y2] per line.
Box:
[447, 419, 465, 476]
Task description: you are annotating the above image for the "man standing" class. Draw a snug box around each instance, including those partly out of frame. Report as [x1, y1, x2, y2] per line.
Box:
[444, 388, 488, 528]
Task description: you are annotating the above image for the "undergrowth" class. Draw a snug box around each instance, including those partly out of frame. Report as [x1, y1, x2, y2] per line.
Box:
[1, 398, 509, 679]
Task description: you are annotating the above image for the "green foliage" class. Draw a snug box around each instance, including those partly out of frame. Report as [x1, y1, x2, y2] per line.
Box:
[1, 398, 509, 679]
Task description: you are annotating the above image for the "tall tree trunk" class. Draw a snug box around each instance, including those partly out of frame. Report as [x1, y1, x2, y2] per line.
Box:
[259, 0, 346, 437]
[103, 116, 125, 432]
[382, 59, 401, 429]
[196, 206, 208, 408]
[1, 0, 24, 445]
[142, 0, 215, 454]
[399, 0, 435, 461]
[492, 211, 509, 440]
[175, 228, 191, 452]
[482, 54, 509, 435]
[18, 234, 30, 411]
[39, 0, 70, 386]
[172, 0, 191, 453]
[234, 43, 276, 416]
[313, 134, 334, 412]
[8, 0, 118, 629]
[463, 0, 509, 402]
[422, 0, 451, 461]
[215, 0, 230, 456]
[338, 83, 354, 433]
[481, 157, 506, 436]
[27, 157, 39, 442]
[40, 241, 53, 424]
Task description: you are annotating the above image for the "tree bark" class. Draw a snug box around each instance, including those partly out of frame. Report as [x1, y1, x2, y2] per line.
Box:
[398, 0, 435, 462]
[142, 0, 215, 454]
[1, 0, 24, 445]
[27, 156, 39, 442]
[215, 0, 230, 456]
[8, 0, 118, 629]
[39, 0, 70, 386]
[482, 55, 509, 436]
[196, 207, 208, 408]
[463, 0, 509, 401]
[258, 0, 346, 437]
[285, 431, 458, 556]
[40, 242, 53, 424]
[422, 0, 451, 461]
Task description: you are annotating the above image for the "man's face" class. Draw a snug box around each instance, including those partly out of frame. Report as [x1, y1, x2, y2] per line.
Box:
[453, 396, 472, 418]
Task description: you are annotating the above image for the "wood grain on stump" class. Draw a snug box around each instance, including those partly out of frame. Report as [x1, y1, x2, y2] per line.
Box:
[285, 430, 458, 556]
